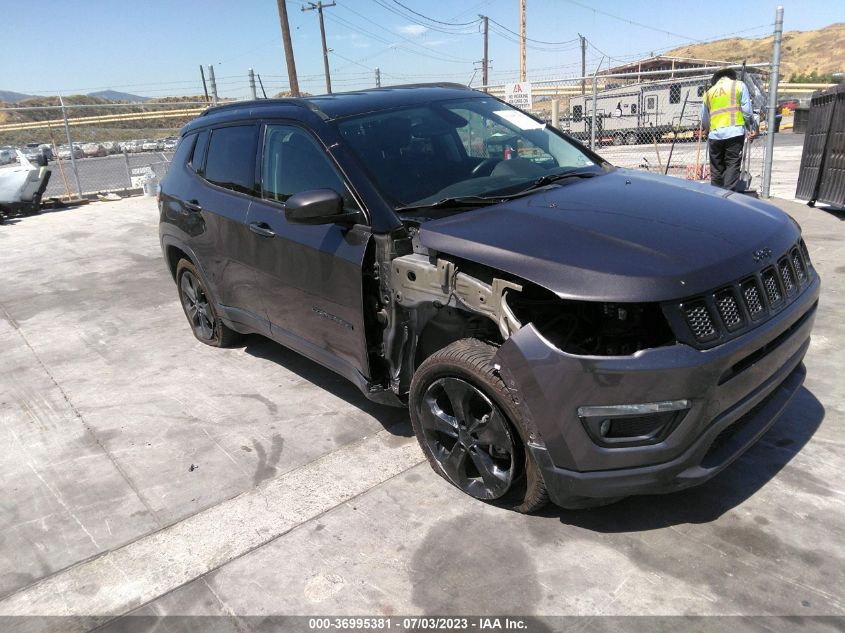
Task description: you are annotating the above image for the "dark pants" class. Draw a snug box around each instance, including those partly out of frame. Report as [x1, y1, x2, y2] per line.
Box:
[709, 134, 745, 190]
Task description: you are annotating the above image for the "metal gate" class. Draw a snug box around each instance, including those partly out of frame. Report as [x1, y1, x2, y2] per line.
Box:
[795, 84, 845, 207]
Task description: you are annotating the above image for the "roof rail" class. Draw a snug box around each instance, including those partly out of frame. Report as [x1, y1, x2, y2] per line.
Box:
[199, 98, 314, 117]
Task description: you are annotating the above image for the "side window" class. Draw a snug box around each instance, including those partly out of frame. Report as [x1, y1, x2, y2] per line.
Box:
[171, 134, 196, 170]
[261, 125, 357, 209]
[630, 103, 638, 114]
[669, 84, 681, 104]
[572, 105, 583, 122]
[204, 125, 258, 195]
[646, 97, 656, 110]
[190, 130, 209, 174]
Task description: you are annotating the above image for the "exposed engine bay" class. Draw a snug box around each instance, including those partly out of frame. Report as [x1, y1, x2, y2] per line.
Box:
[371, 229, 676, 398]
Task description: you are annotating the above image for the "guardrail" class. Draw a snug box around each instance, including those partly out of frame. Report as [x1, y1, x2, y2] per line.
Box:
[0, 108, 206, 133]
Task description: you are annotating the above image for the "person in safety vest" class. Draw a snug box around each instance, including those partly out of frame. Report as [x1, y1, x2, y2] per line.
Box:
[700, 68, 755, 190]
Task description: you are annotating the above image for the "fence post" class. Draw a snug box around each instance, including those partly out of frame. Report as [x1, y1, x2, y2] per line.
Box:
[208, 65, 219, 106]
[59, 96, 83, 199]
[248, 68, 257, 100]
[590, 73, 598, 150]
[551, 100, 559, 128]
[761, 5, 784, 199]
[123, 149, 133, 190]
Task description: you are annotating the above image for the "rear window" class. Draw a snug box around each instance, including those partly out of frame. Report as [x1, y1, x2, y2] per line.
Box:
[190, 130, 209, 173]
[204, 125, 257, 195]
[171, 134, 196, 170]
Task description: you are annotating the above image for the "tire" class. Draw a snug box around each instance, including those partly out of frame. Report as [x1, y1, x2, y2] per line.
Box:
[625, 132, 638, 145]
[175, 259, 241, 348]
[612, 134, 624, 146]
[409, 339, 548, 513]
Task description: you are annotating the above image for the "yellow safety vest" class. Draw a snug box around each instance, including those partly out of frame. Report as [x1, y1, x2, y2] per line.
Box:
[705, 78, 745, 129]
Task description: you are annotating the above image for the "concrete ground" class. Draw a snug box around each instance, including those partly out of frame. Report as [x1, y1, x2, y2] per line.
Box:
[0, 190, 842, 631]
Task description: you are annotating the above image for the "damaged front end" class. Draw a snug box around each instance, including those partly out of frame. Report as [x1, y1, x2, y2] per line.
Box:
[373, 232, 677, 402]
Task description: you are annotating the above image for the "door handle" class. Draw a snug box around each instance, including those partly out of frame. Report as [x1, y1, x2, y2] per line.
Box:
[249, 222, 276, 238]
[183, 199, 202, 213]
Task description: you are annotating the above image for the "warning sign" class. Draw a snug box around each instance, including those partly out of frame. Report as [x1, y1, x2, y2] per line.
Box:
[504, 82, 533, 111]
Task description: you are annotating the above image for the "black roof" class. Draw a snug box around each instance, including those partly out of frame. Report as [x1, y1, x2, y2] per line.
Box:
[199, 83, 481, 123]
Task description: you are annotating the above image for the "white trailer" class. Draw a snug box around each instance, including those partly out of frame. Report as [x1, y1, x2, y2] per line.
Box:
[568, 75, 711, 145]
[568, 72, 768, 146]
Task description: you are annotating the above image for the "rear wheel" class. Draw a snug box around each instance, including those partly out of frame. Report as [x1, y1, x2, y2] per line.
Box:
[409, 339, 548, 513]
[612, 134, 624, 146]
[625, 131, 638, 145]
[176, 259, 241, 348]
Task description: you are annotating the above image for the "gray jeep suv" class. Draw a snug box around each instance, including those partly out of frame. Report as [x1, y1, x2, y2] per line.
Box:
[159, 84, 819, 512]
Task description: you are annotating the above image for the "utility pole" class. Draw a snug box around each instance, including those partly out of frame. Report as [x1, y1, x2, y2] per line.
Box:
[199, 65, 210, 103]
[207, 65, 218, 105]
[481, 15, 489, 90]
[519, 0, 526, 82]
[579, 34, 586, 94]
[248, 68, 257, 100]
[302, 1, 336, 95]
[375, 67, 381, 88]
[276, 0, 300, 96]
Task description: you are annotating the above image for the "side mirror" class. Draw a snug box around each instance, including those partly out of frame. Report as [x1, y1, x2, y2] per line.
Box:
[284, 189, 360, 225]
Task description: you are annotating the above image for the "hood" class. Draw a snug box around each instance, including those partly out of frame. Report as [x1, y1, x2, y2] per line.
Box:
[417, 169, 800, 302]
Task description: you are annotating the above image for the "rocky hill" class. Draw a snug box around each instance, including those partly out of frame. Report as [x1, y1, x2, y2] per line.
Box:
[665, 22, 844, 79]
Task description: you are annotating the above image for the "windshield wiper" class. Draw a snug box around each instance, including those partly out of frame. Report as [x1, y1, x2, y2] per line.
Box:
[395, 195, 505, 213]
[529, 168, 598, 189]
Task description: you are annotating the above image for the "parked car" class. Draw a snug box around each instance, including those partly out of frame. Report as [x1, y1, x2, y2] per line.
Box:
[141, 139, 160, 151]
[101, 141, 121, 154]
[159, 85, 819, 513]
[38, 144, 55, 161]
[57, 144, 84, 160]
[81, 143, 107, 158]
[162, 138, 178, 151]
[0, 149, 14, 165]
[20, 145, 48, 166]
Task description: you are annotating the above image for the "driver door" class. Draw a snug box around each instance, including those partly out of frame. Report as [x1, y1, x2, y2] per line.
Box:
[246, 123, 372, 377]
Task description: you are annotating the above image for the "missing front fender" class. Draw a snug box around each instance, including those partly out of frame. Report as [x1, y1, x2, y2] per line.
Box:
[390, 254, 523, 339]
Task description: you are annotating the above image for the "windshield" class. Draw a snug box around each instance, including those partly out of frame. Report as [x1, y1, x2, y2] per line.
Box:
[336, 97, 600, 208]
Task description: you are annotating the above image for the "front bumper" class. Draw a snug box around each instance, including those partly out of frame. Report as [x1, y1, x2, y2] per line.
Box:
[493, 276, 819, 507]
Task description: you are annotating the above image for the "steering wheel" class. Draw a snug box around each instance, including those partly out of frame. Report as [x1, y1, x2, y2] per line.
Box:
[470, 158, 502, 178]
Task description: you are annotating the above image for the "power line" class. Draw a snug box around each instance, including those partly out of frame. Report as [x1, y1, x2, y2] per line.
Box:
[389, 0, 480, 26]
[486, 16, 579, 46]
[370, 0, 479, 34]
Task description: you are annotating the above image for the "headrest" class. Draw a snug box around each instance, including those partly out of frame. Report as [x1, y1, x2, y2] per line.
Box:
[376, 117, 411, 150]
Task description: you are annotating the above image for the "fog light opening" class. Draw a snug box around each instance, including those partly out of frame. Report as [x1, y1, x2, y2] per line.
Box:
[578, 400, 691, 447]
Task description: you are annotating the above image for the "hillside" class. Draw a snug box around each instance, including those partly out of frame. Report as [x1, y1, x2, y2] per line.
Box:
[0, 95, 211, 145]
[0, 90, 34, 103]
[665, 22, 845, 79]
[87, 90, 149, 102]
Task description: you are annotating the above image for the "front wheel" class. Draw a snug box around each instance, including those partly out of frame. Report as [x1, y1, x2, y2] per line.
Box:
[409, 339, 548, 513]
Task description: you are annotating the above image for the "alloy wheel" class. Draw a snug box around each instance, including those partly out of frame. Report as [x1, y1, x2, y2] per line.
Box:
[419, 377, 516, 500]
[179, 271, 215, 340]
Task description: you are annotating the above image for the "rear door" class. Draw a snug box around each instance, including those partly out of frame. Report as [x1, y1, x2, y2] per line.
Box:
[246, 123, 372, 376]
[188, 123, 265, 324]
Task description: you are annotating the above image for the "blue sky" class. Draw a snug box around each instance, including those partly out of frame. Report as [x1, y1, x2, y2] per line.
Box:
[3, 0, 841, 97]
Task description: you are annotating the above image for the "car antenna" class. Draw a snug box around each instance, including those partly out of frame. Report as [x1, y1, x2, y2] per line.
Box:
[257, 74, 268, 99]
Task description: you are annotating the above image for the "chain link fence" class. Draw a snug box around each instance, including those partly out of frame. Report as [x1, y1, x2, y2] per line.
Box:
[0, 101, 206, 200]
[0, 67, 780, 201]
[487, 65, 773, 194]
